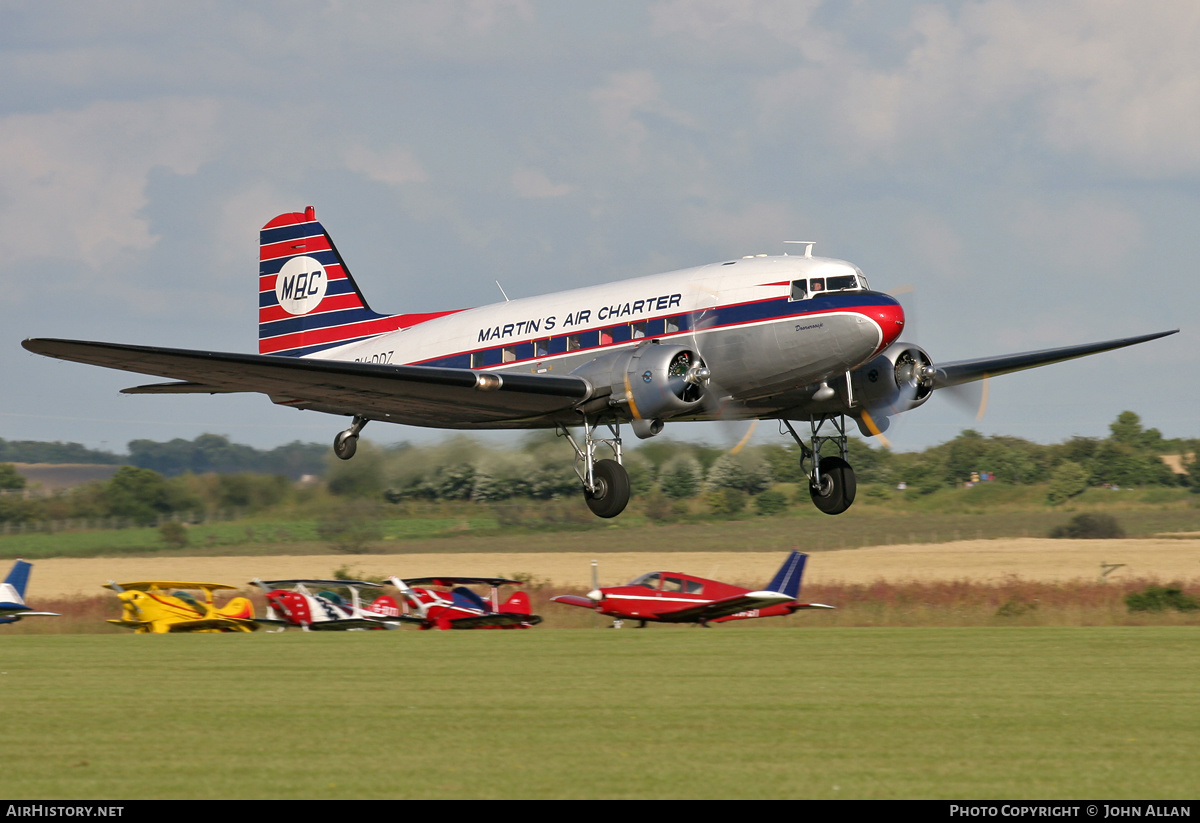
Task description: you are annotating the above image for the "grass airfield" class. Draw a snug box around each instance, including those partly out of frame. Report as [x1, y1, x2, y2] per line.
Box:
[2, 627, 1197, 799]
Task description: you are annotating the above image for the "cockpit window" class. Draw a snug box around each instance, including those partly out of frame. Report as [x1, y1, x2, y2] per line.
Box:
[790, 273, 864, 300]
[629, 572, 661, 590]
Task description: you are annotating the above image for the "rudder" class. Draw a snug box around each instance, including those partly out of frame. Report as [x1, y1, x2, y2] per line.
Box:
[3, 560, 31, 602]
[258, 207, 398, 357]
[764, 552, 807, 599]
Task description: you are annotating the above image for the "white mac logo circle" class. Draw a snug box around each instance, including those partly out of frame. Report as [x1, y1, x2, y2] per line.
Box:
[275, 256, 328, 315]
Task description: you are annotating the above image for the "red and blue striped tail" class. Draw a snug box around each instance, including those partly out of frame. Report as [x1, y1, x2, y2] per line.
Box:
[259, 207, 401, 357]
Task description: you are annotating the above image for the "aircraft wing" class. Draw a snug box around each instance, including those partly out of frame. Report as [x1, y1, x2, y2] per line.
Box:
[22, 339, 593, 429]
[655, 590, 805, 623]
[932, 330, 1178, 389]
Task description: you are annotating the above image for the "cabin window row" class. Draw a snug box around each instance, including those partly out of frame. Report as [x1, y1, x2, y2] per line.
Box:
[468, 315, 687, 369]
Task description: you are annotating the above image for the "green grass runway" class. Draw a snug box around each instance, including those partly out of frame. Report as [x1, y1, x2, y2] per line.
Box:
[1, 627, 1196, 799]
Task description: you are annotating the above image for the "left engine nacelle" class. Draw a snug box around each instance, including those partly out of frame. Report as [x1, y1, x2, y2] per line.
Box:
[847, 341, 936, 435]
[571, 341, 708, 438]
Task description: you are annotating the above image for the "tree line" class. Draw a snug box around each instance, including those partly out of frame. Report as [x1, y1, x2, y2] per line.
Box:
[0, 411, 1194, 527]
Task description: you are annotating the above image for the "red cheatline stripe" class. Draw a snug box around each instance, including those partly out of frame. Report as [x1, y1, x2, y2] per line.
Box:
[259, 316, 409, 353]
[258, 294, 371, 324]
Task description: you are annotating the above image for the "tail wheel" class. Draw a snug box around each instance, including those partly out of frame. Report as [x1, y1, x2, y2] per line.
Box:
[585, 459, 631, 519]
[333, 430, 358, 460]
[810, 456, 857, 515]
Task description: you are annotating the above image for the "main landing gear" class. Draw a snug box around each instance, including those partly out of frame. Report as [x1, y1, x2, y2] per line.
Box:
[558, 419, 631, 519]
[333, 415, 368, 460]
[782, 416, 857, 515]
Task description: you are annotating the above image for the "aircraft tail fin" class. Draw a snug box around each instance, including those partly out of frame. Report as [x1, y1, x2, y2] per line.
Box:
[216, 596, 255, 621]
[764, 552, 808, 599]
[500, 591, 533, 615]
[258, 207, 400, 357]
[1, 559, 32, 606]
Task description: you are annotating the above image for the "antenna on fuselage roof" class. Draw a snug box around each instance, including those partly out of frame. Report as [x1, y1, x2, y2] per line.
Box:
[784, 241, 816, 258]
[495, 281, 511, 303]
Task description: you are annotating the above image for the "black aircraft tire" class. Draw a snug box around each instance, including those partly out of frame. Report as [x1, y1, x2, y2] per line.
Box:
[333, 431, 358, 461]
[810, 456, 857, 515]
[584, 459, 631, 519]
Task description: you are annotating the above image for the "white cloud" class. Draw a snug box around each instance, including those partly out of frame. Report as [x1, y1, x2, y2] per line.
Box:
[343, 144, 429, 186]
[0, 98, 222, 268]
[511, 166, 571, 198]
[744, 1, 1200, 177]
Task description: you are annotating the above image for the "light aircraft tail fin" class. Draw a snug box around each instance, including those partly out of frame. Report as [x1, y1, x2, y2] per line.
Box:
[2, 559, 32, 605]
[764, 552, 808, 599]
[500, 591, 533, 615]
[258, 207, 400, 357]
[216, 596, 255, 621]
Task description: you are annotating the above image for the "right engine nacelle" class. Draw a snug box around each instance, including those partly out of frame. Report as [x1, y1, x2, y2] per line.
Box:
[571, 341, 708, 437]
[848, 342, 936, 434]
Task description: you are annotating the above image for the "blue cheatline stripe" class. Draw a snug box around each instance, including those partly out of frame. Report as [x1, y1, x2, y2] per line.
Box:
[260, 307, 391, 338]
[260, 223, 322, 246]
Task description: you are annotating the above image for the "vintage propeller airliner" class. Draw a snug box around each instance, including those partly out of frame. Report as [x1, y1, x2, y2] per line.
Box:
[22, 207, 1176, 518]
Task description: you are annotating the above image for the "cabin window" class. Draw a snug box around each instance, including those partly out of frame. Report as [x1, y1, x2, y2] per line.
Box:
[630, 321, 646, 339]
[661, 576, 684, 593]
[535, 339, 549, 357]
[790, 280, 808, 301]
[566, 335, 581, 351]
[600, 329, 613, 346]
[629, 572, 661, 590]
[683, 580, 704, 594]
[502, 346, 517, 363]
[665, 316, 680, 334]
[471, 351, 485, 368]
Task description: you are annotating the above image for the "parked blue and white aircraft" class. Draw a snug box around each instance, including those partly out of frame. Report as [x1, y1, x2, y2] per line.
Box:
[0, 559, 59, 624]
[23, 207, 1176, 518]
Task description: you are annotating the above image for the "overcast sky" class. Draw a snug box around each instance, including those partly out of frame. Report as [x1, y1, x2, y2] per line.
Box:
[3, 0, 1196, 457]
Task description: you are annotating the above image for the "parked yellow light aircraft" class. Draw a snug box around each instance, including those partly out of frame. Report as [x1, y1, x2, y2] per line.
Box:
[104, 581, 258, 633]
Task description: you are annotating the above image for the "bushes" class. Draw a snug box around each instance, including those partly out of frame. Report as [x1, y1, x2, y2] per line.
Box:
[1125, 586, 1200, 613]
[1048, 513, 1124, 539]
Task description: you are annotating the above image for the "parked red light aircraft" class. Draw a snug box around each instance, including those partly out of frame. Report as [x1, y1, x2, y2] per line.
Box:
[22, 208, 1177, 519]
[552, 552, 832, 628]
[387, 576, 542, 630]
[251, 578, 410, 630]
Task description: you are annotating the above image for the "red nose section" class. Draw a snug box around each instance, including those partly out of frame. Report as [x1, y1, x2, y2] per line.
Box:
[868, 297, 905, 354]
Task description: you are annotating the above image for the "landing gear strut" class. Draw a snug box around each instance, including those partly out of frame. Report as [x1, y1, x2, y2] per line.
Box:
[559, 419, 631, 518]
[333, 416, 368, 460]
[783, 416, 858, 515]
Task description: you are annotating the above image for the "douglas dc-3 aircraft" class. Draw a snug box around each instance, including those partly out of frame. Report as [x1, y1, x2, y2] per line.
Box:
[23, 207, 1177, 519]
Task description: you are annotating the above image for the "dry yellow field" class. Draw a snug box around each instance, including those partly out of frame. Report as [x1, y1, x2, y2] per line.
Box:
[26, 536, 1200, 597]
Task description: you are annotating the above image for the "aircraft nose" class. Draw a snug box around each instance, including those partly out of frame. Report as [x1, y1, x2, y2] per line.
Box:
[870, 294, 905, 350]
